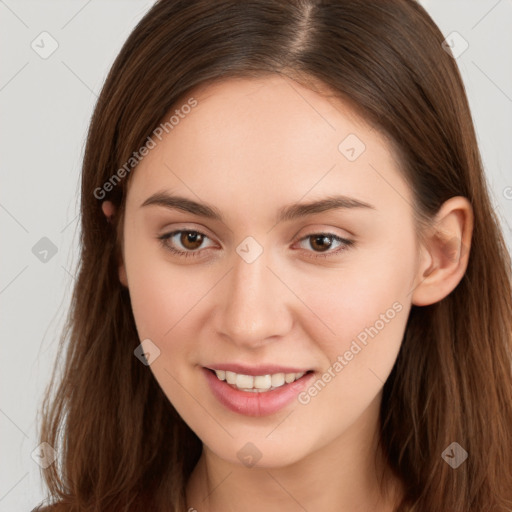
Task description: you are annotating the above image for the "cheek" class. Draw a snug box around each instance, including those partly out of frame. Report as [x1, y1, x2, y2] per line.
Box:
[288, 259, 412, 449]
[124, 234, 196, 343]
[293, 238, 415, 372]
[126, 253, 207, 399]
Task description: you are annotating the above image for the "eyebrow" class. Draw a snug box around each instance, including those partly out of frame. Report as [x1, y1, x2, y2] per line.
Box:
[140, 191, 375, 223]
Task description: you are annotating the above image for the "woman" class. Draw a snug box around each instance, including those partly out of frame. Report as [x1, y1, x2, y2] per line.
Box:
[33, 1, 512, 511]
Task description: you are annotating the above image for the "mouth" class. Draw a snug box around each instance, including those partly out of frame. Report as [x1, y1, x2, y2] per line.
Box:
[202, 366, 316, 416]
[205, 367, 314, 392]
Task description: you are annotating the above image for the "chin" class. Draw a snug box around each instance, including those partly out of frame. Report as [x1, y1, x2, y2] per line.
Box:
[202, 434, 315, 470]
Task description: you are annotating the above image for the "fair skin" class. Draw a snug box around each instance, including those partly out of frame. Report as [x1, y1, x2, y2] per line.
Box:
[102, 74, 473, 511]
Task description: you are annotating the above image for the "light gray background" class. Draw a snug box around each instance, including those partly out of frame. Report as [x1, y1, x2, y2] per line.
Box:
[1, 1, 511, 510]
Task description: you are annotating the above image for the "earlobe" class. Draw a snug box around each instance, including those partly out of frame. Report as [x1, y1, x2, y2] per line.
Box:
[102, 200, 116, 222]
[102, 200, 128, 287]
[116, 232, 128, 288]
[411, 196, 473, 307]
[118, 264, 128, 287]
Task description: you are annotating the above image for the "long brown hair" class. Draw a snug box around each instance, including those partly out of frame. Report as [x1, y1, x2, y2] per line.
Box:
[33, 1, 512, 511]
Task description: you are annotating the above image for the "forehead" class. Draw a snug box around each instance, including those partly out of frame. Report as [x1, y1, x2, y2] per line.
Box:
[127, 75, 412, 221]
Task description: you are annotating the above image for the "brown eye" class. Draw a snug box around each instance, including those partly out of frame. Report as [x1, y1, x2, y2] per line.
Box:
[180, 231, 204, 250]
[309, 234, 335, 252]
[158, 229, 215, 258]
[296, 232, 354, 259]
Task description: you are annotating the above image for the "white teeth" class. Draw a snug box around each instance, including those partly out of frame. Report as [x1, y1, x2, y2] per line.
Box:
[253, 374, 272, 390]
[225, 371, 237, 384]
[271, 373, 285, 387]
[212, 369, 308, 391]
[236, 374, 254, 389]
[215, 369, 226, 381]
[285, 373, 295, 383]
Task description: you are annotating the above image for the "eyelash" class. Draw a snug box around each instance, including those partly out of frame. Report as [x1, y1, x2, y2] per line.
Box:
[157, 229, 354, 260]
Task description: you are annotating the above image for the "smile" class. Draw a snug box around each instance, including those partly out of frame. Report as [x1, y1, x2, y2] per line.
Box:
[212, 369, 307, 392]
[203, 367, 315, 416]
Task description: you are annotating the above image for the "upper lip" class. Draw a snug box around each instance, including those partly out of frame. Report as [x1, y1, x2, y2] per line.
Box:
[204, 363, 313, 376]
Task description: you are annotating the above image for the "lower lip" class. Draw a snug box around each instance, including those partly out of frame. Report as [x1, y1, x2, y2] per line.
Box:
[202, 367, 315, 416]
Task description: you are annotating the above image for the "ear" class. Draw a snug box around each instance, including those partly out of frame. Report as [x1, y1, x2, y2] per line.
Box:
[118, 255, 128, 288]
[411, 196, 473, 306]
[102, 201, 128, 287]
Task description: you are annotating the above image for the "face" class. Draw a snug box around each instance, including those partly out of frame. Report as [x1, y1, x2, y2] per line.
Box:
[118, 74, 421, 468]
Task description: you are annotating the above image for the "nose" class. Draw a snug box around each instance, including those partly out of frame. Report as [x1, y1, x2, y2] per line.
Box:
[213, 248, 293, 349]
